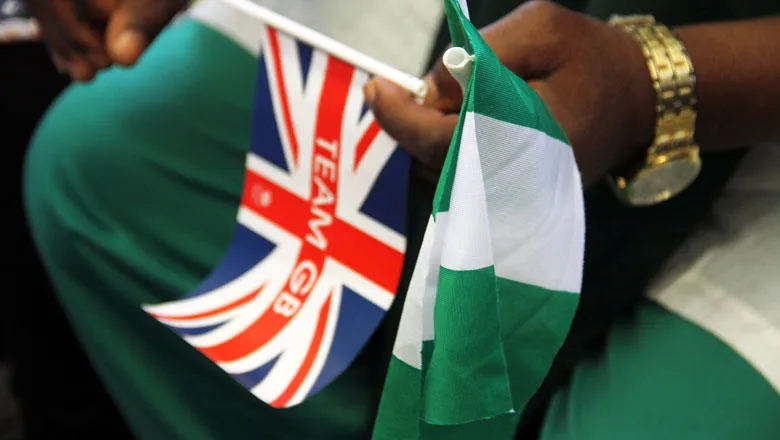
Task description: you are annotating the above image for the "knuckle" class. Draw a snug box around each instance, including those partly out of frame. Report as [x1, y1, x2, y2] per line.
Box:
[521, 0, 559, 18]
[126, 0, 187, 34]
[522, 0, 572, 32]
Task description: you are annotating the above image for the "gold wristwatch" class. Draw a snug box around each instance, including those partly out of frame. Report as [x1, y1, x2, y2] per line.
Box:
[608, 15, 701, 206]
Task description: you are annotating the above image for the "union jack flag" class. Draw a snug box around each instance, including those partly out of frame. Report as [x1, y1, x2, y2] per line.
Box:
[144, 26, 409, 408]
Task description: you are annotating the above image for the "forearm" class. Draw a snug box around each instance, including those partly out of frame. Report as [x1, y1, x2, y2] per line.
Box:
[675, 16, 780, 151]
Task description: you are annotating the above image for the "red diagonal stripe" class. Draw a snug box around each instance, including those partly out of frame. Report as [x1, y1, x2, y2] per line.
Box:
[354, 120, 381, 170]
[199, 248, 324, 363]
[150, 286, 263, 322]
[271, 292, 333, 408]
[268, 28, 299, 164]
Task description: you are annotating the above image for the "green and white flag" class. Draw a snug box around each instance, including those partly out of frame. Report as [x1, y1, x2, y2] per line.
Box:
[372, 0, 585, 438]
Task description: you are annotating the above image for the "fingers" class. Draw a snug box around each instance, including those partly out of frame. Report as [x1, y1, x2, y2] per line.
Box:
[105, 0, 187, 66]
[28, 0, 109, 81]
[79, 0, 118, 20]
[477, 0, 566, 79]
[425, 56, 464, 112]
[365, 77, 458, 169]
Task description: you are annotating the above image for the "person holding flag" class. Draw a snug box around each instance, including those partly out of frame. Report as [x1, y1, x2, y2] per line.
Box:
[14, 0, 780, 439]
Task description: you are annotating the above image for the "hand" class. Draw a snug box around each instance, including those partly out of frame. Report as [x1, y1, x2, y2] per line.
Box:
[27, 0, 114, 80]
[364, 0, 656, 187]
[103, 0, 189, 66]
[28, 0, 188, 81]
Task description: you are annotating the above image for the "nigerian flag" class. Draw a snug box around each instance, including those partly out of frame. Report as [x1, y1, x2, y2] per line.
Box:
[371, 0, 586, 438]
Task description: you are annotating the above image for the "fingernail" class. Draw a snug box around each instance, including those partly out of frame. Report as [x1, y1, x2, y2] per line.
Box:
[69, 63, 94, 82]
[111, 31, 145, 64]
[364, 80, 377, 107]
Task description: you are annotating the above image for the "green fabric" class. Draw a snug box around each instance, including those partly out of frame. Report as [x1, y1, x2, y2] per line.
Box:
[373, 3, 583, 437]
[540, 302, 780, 440]
[425, 267, 514, 424]
[24, 18, 384, 440]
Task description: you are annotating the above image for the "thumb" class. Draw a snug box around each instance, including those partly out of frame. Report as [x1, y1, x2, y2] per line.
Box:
[425, 56, 464, 112]
[365, 77, 458, 169]
[105, 0, 187, 65]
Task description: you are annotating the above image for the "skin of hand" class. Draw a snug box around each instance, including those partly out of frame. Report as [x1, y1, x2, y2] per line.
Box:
[364, 0, 660, 187]
[27, 0, 189, 81]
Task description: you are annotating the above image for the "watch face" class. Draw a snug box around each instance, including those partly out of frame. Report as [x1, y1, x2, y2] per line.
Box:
[628, 159, 701, 206]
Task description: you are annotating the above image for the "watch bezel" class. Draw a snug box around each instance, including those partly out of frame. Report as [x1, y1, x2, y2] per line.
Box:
[610, 147, 702, 207]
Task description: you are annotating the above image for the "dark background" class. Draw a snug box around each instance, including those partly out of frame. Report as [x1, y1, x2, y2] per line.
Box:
[0, 41, 133, 440]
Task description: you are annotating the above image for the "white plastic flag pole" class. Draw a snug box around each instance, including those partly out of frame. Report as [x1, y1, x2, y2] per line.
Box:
[219, 0, 428, 100]
[442, 47, 474, 92]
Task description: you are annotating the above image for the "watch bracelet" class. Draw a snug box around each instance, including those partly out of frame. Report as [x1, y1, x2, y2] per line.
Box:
[609, 15, 698, 156]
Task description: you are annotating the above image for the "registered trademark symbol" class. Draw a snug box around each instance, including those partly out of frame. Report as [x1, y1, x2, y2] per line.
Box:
[252, 185, 272, 207]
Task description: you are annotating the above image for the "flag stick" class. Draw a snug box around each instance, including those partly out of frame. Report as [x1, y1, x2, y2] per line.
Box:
[443, 47, 474, 92]
[219, 0, 428, 100]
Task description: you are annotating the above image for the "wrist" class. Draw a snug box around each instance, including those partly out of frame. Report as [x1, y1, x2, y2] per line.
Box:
[606, 15, 703, 205]
[609, 23, 658, 165]
[672, 17, 780, 151]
